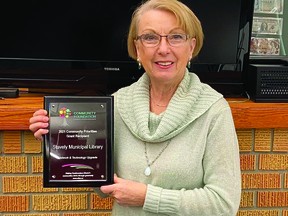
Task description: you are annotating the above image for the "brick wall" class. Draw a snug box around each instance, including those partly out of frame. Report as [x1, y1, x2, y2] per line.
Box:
[237, 129, 288, 216]
[0, 131, 113, 215]
[0, 129, 287, 215]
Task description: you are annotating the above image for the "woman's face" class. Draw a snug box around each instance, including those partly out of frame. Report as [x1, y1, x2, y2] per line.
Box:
[135, 9, 196, 85]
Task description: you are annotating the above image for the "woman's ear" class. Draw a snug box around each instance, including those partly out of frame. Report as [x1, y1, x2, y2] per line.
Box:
[134, 40, 140, 58]
[189, 37, 196, 57]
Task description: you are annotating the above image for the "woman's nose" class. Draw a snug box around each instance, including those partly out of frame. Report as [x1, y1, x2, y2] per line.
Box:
[157, 37, 171, 53]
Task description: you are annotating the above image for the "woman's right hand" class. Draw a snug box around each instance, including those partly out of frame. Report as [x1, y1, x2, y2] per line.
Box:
[29, 109, 49, 141]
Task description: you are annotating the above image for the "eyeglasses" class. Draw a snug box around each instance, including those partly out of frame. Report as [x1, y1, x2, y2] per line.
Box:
[136, 33, 190, 47]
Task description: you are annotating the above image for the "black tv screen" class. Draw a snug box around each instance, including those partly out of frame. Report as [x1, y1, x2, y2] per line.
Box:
[0, 0, 254, 96]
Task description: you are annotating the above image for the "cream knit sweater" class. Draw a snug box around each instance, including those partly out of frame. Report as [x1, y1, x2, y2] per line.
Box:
[111, 70, 241, 215]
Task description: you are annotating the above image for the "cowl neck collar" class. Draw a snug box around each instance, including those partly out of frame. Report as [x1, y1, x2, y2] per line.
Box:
[116, 70, 222, 143]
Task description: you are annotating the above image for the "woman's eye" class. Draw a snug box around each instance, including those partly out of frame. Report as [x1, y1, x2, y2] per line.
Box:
[170, 34, 184, 40]
[144, 34, 158, 41]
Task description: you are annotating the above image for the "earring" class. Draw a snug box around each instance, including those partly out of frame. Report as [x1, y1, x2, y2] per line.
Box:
[137, 58, 142, 70]
[187, 60, 191, 69]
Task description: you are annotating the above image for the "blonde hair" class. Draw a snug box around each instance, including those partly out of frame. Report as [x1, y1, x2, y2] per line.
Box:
[127, 0, 204, 60]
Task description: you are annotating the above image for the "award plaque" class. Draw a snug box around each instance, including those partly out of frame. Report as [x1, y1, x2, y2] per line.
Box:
[43, 96, 114, 187]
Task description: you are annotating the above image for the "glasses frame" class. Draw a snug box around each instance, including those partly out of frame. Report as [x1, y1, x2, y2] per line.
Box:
[136, 33, 190, 47]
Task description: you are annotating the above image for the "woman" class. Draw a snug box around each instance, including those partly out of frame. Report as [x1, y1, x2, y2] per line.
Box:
[29, 0, 241, 215]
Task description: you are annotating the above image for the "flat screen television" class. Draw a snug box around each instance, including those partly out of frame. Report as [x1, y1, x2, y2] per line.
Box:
[0, 0, 255, 96]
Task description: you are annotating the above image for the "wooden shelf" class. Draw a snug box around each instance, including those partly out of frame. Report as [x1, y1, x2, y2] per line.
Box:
[227, 98, 288, 128]
[0, 96, 288, 130]
[0, 95, 43, 130]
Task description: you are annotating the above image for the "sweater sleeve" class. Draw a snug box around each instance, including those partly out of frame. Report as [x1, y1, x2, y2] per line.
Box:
[143, 101, 241, 216]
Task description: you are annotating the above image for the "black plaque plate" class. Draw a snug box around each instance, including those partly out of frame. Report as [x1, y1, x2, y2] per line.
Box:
[43, 96, 114, 187]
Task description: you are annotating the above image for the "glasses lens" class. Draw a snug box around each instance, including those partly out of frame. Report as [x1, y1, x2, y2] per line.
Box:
[141, 34, 159, 46]
[167, 34, 187, 46]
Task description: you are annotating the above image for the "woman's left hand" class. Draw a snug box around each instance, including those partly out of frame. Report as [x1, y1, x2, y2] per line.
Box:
[100, 174, 147, 206]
